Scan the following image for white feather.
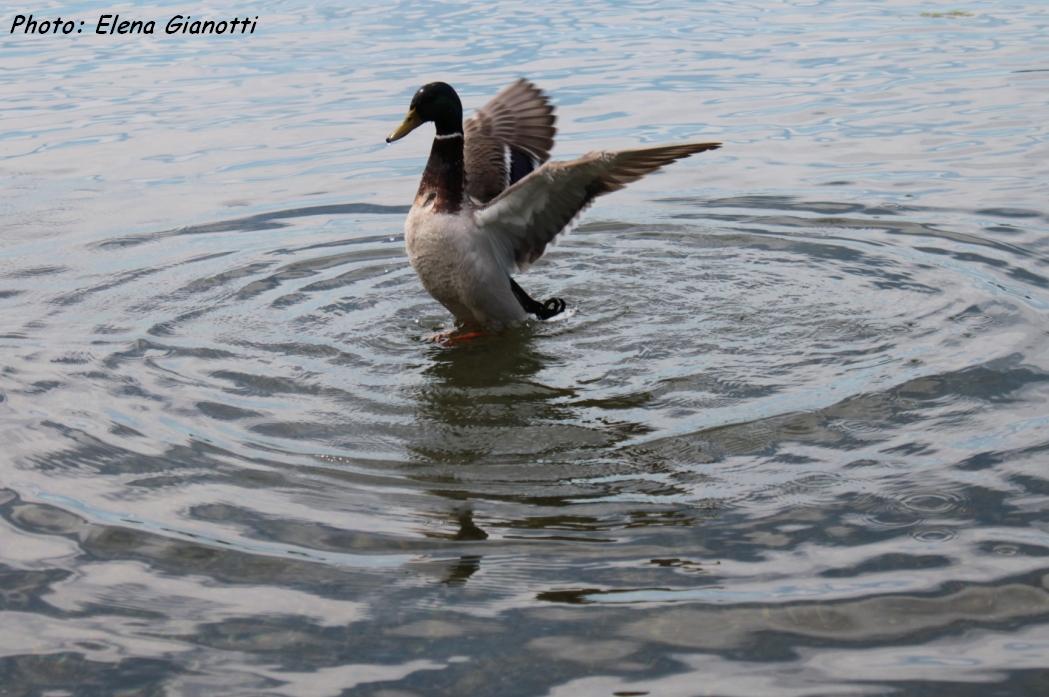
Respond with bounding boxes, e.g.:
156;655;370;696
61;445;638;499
503;144;512;190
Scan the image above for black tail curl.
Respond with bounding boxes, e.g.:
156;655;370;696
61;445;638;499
509;277;566;320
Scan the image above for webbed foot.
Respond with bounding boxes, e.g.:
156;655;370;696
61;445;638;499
426;329;489;346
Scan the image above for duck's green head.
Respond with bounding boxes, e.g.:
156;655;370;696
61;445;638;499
386;82;464;143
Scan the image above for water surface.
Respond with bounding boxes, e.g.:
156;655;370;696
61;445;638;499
3;1;1049;695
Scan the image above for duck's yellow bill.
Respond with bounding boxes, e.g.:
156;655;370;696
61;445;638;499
386;108;422;143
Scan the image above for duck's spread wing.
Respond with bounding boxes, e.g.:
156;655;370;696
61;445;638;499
475;142;722;271
464;79;557;204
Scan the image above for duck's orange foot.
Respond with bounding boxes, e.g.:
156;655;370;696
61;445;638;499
426;329;489;346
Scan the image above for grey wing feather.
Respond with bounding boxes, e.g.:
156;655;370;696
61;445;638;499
475;142;722;271
464;79;557;204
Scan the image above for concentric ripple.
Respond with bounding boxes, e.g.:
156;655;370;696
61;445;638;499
3;1;1049;695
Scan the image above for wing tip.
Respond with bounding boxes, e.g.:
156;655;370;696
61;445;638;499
685;141;722;153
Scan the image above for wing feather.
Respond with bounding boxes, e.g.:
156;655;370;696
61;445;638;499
475;142;722;270
464;79;557;204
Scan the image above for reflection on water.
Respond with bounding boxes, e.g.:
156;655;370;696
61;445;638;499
3;0;1049;695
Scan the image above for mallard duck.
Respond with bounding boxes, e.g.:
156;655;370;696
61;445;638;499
386;79;720;337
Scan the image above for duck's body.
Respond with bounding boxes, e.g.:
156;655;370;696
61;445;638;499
386;79;721;333
405;206;527;327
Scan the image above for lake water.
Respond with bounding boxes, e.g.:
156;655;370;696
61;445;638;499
3;1;1049;695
